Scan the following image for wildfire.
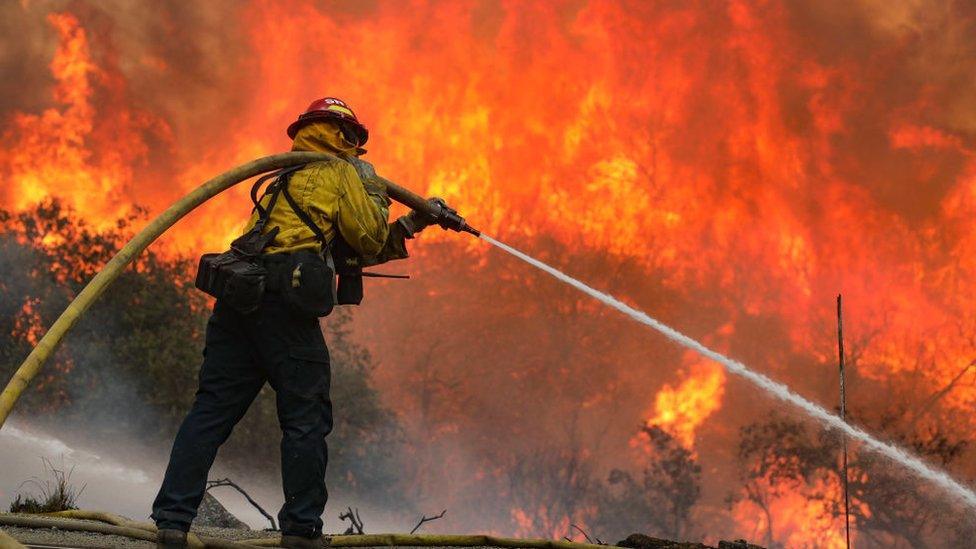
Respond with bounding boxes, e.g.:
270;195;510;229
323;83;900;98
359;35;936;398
642;356;726;449
2;0;975;544
12;299;45;347
0;13;157;228
732;477;852;549
511;507;571;540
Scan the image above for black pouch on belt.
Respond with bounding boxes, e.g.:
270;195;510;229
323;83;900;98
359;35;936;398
279;249;336;318
195;250;268;314
194;167;297;314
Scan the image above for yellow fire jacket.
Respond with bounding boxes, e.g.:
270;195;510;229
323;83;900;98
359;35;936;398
243;120;409;263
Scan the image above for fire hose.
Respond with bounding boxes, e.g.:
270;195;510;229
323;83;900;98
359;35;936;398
0;151;480;429
0;510;611;549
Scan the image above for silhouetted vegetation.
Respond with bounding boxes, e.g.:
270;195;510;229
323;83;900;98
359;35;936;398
592;425;702;543
5;200;975;546
730;406;976;548
9;458;84;513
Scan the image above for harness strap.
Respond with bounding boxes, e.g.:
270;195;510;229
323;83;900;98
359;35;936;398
249;171;278;224
249;165;303;231
279;178;329;250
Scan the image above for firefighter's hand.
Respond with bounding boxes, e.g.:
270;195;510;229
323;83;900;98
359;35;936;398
397;197;448;237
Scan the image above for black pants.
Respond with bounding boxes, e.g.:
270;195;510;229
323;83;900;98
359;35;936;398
151;294;332;537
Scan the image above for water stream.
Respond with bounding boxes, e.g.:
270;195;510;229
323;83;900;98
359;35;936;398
480;233;976;508
0;422;154;516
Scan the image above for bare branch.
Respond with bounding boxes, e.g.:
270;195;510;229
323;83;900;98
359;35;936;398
564;524;607;545
410;509;446;534
339;506;365;535
206;477;277;531
570;524;593;544
914;359;976;420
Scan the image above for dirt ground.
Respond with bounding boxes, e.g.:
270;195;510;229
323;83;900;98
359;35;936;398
0;517;511;549
2;524;506;549
0;514;272;548
3;524;154;548
0;515;762;549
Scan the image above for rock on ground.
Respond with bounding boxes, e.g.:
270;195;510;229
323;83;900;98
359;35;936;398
196;492;251;530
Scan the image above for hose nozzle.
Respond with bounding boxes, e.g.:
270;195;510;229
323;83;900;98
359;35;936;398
435;204;481;237
379;175;481;238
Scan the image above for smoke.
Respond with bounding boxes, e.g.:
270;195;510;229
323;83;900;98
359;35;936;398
480;233;976;507
4;0;976;544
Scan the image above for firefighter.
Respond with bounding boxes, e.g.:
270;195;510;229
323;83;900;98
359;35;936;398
151;98;443;549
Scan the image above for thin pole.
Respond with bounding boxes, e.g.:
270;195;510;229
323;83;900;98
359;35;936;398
838;294;852;549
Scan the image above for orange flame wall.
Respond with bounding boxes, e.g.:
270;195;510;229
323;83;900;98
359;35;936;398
3;0;976;543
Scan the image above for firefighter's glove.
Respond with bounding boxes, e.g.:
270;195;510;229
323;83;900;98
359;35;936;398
397;197;448;237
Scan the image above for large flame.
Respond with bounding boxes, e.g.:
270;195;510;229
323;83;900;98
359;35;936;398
0;13;162;228
2;0;975;543
644;356;726;449
732;478;851;549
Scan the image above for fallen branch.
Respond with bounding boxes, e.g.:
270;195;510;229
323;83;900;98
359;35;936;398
574;525;605;545
569;525;591;544
410;510;446;534
339;507;364;535
207;478;277;531
564;525;605;545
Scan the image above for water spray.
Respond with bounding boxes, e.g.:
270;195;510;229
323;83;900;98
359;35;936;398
477;234;976;509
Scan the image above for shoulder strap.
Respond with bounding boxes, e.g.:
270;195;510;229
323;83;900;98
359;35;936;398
279;172;329;251
249;171;279;222
231;165;306;257
249;165;303;231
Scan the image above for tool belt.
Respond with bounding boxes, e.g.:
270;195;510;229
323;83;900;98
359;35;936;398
194;250;268;314
195;166;337;318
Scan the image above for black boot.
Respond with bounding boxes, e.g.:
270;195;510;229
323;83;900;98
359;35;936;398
280;534;329;548
156;528;188;549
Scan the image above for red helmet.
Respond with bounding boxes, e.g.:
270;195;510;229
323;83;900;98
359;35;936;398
286;97;369;145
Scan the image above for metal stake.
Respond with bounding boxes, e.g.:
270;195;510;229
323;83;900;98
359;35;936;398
838;294;852;549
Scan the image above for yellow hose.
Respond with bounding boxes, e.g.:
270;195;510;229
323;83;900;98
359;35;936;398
43;509;154;530
0;527;26;549
0;514;260;548
5;511;615;549
0;152;336;429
